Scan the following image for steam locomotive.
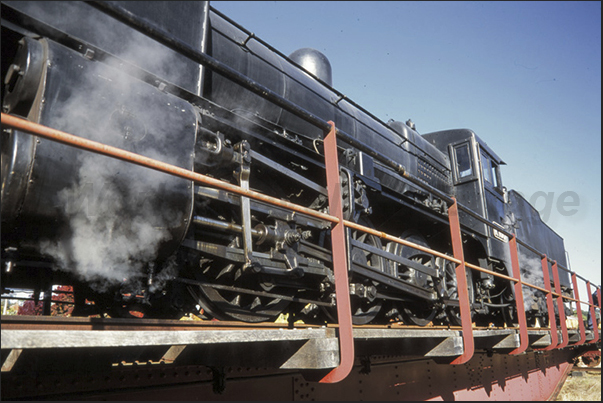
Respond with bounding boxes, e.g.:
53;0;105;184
1;1;573;326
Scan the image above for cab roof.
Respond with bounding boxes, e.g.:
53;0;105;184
421;128;506;166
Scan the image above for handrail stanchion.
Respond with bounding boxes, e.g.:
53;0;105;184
571;273;586;346
508;236;529;355
586;282;599;343
537;255;558;350
598;288;602;341
552;261;569;349
448;198;474;365
319;121;354;383
598;288;602;340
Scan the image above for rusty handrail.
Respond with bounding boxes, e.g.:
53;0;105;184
2;113;599;355
3;112;598;307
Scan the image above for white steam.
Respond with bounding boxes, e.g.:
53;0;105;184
518;251;546;313
40;28;193;292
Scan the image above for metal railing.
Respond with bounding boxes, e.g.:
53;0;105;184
3;113;600;382
1;0;600;383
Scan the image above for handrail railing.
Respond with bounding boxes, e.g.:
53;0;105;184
1;1;600;371
2;113;600;381
84;1;596;306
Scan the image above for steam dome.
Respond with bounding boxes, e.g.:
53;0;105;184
289;48;333;86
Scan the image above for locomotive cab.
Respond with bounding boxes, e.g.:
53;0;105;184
422;128;506;249
422;129;572;292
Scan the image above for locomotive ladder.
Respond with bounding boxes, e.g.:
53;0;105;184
1;113;600;384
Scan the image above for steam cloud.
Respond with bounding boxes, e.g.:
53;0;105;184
518;251;546;313
39;15;193;292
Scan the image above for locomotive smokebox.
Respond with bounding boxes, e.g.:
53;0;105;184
1;35;196;285
289;48;333;87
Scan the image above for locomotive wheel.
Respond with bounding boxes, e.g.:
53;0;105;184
442;259;474;326
188;239;290;323
322;222;385;325
348;226;385;325
386;232;438;326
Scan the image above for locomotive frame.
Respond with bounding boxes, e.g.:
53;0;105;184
1;1;601;385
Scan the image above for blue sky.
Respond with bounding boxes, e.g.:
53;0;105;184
211;1;601;296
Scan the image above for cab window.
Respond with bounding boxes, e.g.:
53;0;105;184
454;143;473;179
481;151;502;190
481;151;493;184
491;161;500;188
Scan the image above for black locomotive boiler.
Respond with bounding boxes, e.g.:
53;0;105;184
1;1;574;326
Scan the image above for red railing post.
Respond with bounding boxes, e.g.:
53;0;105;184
598;288;602;339
508;236;529;355
551;261;569;349
448;198;474;365
571;273;586;346
320;121;354;383
586;282;599;343
537;255;558;350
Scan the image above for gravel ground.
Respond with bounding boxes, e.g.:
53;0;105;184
556;356;601;401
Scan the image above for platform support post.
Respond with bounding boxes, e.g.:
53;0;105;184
447;198;474;365
537;255;558;350
586;282;600;343
571;273;586;346
320;121;354;383
551;261;569;349
508;236;528;355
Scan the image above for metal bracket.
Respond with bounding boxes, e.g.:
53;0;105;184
210;366;226;394
447;198;474;365
551;261;569;348
280;338;339;369
319;121;354;384
536;255;558;350
586;283;600;343
1;349;23;372
570;273;587;346
508;236;529;355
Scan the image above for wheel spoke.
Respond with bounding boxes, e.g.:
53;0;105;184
386;232;438;326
